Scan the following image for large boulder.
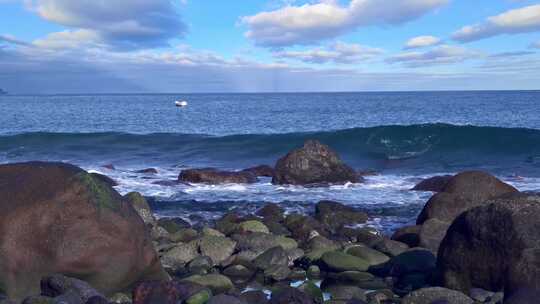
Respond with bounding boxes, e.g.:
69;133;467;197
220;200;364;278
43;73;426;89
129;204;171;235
417;171;517;225
272;140;359;186
0;162;166;300
179;168;257;184
411;175;453;192
437;193;540;300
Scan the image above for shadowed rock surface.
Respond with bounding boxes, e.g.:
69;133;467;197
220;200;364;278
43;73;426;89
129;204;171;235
179;168;258;184
438;193;540;300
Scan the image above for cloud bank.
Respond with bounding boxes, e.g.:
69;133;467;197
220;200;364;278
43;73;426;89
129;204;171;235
242;0;448;47
273;42;383;64
453;4;540;42
25;0;187;49
387;45;481;67
404;35;441;49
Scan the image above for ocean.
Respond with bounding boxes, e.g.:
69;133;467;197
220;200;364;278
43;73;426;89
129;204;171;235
2;91;540;233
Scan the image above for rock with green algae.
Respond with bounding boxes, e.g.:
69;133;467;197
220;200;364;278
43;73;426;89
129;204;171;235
320;251;370;272
185;289;212;304
182;274;234;294
236;220;270;234
298;281;324;304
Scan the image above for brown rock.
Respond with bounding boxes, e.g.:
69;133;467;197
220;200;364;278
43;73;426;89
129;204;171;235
0;162;166;300
179;168;257;184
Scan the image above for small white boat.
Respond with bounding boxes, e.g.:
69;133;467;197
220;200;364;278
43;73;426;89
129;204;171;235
175;100;188;107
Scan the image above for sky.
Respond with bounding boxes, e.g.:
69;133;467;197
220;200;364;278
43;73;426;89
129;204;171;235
1;0;540;93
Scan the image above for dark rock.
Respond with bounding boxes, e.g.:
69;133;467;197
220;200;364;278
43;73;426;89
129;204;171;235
272;140;359;186
284;214;327;243
207;294;246;304
102;164;115;170
41;274;104;303
264;264;291;281
242;165;275;177
383;248;436;278
256;203;285;221
21;296;54;304
198;235;237;265
158;217;191;233
411;175;453;192
373;239;409;257
321;283;366;302
53;289;84;304
344;245;390;268
179;168;257;184
132;280;208;304
504;288;540;304
151;180;180;186
269;287;314;304
239;290;268;304
438;193;540;300
135;168;158;174
0;162;166;300
417;171;518;225
391;225;421;248
85;296;109;304
315;201;368;233
401;287;473;304
223;265;254;279
90;173;118;187
253;247;289;270
418;219;450;254
339;227;383;246
298;281;323;304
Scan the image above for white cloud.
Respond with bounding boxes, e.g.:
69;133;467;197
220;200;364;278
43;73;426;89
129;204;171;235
531;41;540;49
273;41;383;64
453;4;540;42
387;45;482;67
242;0;449;47
24;0;187;49
404;35;441;49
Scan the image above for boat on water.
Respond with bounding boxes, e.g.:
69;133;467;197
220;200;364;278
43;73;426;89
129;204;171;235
175;100;188;107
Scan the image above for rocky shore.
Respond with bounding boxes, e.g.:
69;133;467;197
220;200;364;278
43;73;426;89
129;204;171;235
0;140;538;304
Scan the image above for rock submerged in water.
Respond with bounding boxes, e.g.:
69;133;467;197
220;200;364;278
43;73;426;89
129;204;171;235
272;140;360;186
0;161;166;300
438;193;540;301
179;168;258;184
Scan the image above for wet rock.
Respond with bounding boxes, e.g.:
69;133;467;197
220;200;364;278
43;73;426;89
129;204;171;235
187;256;213;275
0;162;166;300
90;172;118;187
242;165;275;177
284;214;327;244
320;251;370;272
179;168;257;184
322;284;366;302
391;225;421;248
307;265;321;279
21;296;55;304
134;168;158;174
338;227;383;246
185;289;212;304
272;140;359;186
158;217;191;233
411;175;453;192
438;193;540;300
256;203;285;221
132;280;209;304
269;287;314;304
315;201;368;233
401;287;473;304
182;274;234;294
108;293;131;304
417;171;517;225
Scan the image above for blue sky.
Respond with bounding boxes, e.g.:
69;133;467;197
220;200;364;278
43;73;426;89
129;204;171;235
1;0;540;93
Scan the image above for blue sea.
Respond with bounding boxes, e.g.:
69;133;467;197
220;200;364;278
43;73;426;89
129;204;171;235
2;91;540;232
